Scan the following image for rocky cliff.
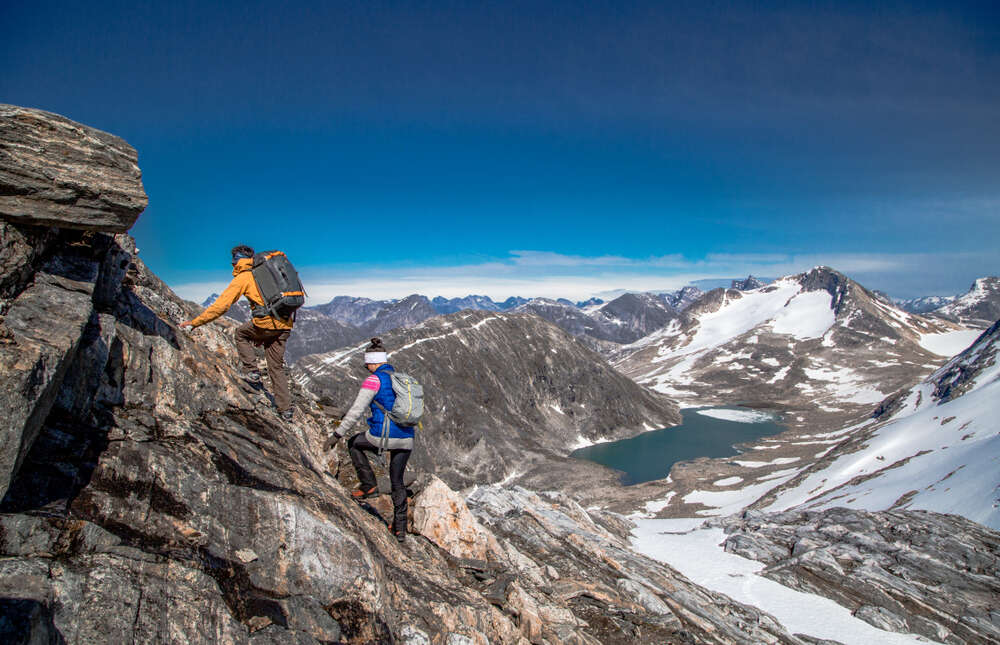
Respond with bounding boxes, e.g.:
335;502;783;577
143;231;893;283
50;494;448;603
1;105;835;644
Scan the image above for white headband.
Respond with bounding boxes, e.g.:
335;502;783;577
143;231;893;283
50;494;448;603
364;351;388;364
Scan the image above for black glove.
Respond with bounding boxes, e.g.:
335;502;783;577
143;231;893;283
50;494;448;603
323;434;341;452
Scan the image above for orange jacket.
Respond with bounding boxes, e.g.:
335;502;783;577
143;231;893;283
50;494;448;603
189;258;294;330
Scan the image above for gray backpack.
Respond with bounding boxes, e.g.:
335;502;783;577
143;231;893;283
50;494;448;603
249;251;306;320
373;371;424;427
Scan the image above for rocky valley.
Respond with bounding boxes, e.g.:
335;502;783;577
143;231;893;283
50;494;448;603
2;104;998;645
293;309;680;492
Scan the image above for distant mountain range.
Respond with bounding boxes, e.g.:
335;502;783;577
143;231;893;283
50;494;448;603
895;295;956;314
199;283;716;361
895;276;1000;327
198;273;999;367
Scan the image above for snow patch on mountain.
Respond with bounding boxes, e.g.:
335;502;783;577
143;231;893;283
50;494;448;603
630;520;931;645
918;328;984;356
768;289;836;339
635;278;803;357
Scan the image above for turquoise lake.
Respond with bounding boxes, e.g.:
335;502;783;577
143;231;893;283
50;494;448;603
570;407;786;485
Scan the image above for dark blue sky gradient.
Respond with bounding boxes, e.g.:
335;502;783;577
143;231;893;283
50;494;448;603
2;1;998;298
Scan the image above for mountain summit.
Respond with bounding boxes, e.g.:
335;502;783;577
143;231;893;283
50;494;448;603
616;266;970;415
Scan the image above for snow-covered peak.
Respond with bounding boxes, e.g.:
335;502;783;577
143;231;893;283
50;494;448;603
731;275;768;291
896;295;956;314
934;276;1000;327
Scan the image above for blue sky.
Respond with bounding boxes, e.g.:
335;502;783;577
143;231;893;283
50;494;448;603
3;1;998;301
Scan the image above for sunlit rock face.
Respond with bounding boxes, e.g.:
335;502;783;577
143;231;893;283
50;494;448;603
0;104;147;232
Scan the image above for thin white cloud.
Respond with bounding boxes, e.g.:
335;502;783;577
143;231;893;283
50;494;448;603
170;249;989;304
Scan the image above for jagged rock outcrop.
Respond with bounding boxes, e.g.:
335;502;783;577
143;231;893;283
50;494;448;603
0;105;147;232
411;475;503;562
716;508;1000;644
731;275;767;291
0;107;533;644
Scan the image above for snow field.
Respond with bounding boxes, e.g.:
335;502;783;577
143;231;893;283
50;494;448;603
918;328;984;357
630;520;934;645
765;342;1000;529
768;289;837;339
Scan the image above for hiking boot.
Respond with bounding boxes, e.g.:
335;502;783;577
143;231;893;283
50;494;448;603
241;369;261;384
391;524;406;544
280;409;294;422
351;486;378;500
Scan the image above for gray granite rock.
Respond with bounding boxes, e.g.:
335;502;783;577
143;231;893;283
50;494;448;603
0;105;147;232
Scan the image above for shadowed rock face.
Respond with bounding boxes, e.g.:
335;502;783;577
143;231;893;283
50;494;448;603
0;105;147;232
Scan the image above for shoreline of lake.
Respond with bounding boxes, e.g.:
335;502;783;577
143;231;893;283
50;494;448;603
570;406;787;486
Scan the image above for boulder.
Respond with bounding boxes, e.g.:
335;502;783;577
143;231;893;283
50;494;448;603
0;105;147;232
411;475;503;562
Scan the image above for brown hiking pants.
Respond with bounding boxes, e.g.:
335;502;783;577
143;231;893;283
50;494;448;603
235;320;291;412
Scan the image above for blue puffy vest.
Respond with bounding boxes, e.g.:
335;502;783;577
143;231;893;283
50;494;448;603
367;365;416;439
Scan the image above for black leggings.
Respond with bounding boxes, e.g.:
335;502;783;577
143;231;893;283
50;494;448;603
347;433;411;530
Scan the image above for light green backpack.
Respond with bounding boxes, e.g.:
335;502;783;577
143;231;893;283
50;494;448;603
373;371;424;427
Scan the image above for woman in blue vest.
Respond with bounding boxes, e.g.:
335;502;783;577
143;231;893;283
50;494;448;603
324;338;414;543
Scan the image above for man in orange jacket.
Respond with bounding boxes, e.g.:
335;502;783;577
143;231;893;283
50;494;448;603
181;245;295;421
